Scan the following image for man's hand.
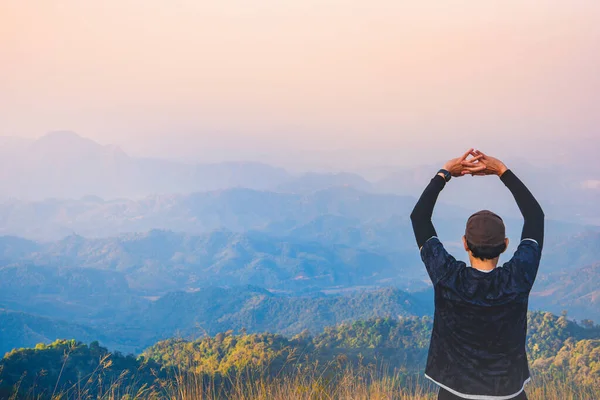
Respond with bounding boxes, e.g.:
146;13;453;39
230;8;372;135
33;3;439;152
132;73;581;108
461;150;508;177
442;148;485;177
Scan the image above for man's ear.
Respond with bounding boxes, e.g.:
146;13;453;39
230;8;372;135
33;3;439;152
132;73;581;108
462;236;469;252
502;237;510;253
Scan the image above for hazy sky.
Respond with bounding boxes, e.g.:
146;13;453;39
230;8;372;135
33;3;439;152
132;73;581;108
1;0;599;168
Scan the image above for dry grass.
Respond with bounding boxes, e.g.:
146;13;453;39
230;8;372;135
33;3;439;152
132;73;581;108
157;369;597;400
12;357;599;399
19;373;599;400
150;351;599;400
158;367;435;400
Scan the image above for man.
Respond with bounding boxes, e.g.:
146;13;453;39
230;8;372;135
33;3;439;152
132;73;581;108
410;149;544;400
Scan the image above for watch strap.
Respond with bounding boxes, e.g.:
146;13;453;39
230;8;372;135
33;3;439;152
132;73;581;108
437;169;451;182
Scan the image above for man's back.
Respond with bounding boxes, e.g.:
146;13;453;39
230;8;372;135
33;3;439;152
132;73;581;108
409;150;544;400
422;238;541;398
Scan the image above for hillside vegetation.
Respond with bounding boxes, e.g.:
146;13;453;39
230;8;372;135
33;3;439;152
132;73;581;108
1;312;598;399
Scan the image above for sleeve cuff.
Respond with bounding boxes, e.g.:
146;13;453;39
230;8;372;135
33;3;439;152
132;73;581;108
521;238;539;245
432;174;447;188
499;169;515;184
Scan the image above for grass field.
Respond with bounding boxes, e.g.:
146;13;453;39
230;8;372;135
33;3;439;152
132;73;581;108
36;367;597;400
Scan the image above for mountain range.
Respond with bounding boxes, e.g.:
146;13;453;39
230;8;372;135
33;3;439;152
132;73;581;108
0;230;425;303
2;222;598;298
0;185;422;241
1;132;599;226
0;227;599;354
1;131;600;368
0;286;433;355
0;181;596;245
531;261;600;322
0;131;376;201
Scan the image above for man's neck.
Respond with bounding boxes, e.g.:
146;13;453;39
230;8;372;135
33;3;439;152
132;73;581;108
469;256;499;272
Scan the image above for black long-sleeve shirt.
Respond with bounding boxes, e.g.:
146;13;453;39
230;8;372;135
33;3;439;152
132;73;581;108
410;170;545;250
409;170;545;399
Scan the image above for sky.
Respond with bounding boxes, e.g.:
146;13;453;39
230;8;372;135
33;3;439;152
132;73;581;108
1;0;599;169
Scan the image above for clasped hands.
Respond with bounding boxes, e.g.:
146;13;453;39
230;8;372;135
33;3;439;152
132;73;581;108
442;149;508;178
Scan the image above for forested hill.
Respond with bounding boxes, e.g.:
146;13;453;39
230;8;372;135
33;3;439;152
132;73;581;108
125;286;433;340
143;311;600;381
1;312;598;399
3;280;600;356
1;287;433;355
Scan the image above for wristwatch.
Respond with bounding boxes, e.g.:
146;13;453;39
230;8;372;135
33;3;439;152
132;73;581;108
437;169;452;182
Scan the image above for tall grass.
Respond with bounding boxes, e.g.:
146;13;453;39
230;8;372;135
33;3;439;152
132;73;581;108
159;367;597;400
37;366;597;400
8;352;598;399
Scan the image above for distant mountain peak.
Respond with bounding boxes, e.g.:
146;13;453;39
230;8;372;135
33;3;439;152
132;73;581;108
43;130;83;139
30;131;129;160
38;130;97;145
32;130;101;150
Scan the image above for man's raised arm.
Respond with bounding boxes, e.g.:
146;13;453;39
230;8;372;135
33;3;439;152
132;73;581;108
411;149;484;249
410;173;445;249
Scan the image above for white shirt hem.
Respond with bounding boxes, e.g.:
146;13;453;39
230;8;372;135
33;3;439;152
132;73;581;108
424;374;530;400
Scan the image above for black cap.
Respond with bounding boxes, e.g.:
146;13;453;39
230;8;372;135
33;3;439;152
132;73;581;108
465;210;506;247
